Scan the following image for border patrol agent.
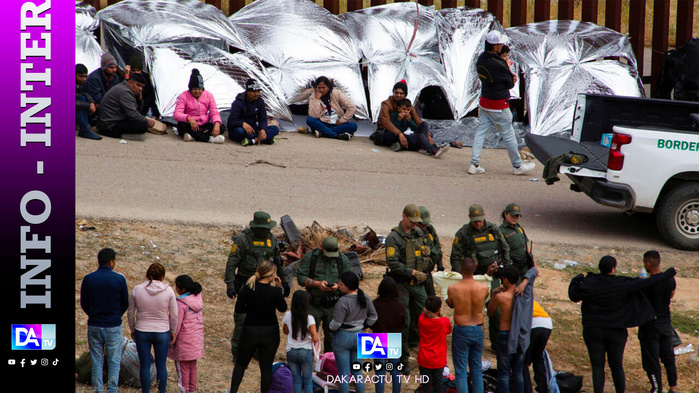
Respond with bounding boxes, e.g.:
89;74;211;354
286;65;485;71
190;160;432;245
450;204;510;350
297;236;352;353
499;203;531;281
224;211;290;359
385;204;431;368
416;206;445;297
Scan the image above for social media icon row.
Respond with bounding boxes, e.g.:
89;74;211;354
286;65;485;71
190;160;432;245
8;358;58;367
351;360;406;373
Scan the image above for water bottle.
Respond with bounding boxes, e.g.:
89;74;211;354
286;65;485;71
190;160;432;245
640;267;647;279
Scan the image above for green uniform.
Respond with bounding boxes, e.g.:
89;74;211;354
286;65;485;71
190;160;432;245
449;220;510;350
385;223;430;363
422;224;443;296
296;248;352;353
500;221;530;280
449;220;511;273
224;228;289;357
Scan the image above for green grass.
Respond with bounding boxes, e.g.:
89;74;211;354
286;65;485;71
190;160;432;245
672;310;699;337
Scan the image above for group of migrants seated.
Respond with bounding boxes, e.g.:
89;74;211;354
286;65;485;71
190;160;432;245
75;53;160;141
76;54;448;156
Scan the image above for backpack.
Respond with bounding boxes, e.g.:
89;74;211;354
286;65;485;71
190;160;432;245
75;337;156;388
269;362;294;393
343;251;364;280
555;372;583;393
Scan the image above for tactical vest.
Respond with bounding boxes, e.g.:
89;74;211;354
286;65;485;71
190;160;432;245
243;228;277;268
391;226;428;272
309;248;344;280
501;223;527;258
467;224;500;267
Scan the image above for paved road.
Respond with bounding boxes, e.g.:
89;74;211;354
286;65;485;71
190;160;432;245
76;130;668;250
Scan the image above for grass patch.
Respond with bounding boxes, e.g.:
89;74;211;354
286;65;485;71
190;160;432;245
672;310;699;337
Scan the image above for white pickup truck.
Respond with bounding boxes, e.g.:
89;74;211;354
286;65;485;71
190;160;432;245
526;94;699;250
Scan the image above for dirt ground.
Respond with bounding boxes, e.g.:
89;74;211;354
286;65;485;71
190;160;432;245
74;218;699;393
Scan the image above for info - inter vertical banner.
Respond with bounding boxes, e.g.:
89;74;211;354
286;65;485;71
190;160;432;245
2;0;74;389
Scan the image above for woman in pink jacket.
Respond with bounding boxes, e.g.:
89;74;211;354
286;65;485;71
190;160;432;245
128;263;178;393
169;275;204;393
173;68;226;143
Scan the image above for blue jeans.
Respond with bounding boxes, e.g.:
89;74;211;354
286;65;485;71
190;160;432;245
287;348;314;393
306;117;358;138
452;325;484;393
496;330;524;393
374;358;401;393
134;330;170;393
77;95;91;133
471;107;522;168
229;125;279;144
87;325;123;393
333;329;364;393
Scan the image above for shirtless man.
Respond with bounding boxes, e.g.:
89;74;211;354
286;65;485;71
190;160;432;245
447;257;489;393
488;265;524;393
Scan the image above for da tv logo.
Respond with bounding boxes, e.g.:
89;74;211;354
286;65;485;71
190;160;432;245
11;324;56;350
357;333;401;359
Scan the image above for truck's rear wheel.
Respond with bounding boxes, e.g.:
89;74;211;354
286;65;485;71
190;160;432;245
656;182;699;251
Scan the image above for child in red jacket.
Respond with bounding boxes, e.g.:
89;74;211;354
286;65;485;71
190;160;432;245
417;296;452;393
169;275;204;393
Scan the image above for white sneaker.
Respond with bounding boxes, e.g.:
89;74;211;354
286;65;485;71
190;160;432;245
468;164;485;174
183;133;194;142
212;135;225;144
513;162;536;175
314;130;321;138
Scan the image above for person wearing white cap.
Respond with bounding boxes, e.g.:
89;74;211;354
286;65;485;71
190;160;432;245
469;31;535;176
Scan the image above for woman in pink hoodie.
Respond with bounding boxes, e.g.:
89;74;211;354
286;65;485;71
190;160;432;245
169;275;204;393
128;263;178;393
173;68;226;144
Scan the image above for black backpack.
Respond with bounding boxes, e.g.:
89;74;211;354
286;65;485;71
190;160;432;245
556;371;584;393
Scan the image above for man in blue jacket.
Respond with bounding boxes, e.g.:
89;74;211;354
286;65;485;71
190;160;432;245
80;248;129;393
227;79;279;145
85;53;121;107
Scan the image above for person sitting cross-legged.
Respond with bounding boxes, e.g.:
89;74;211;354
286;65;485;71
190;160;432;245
305;76;358;141
173;68;225;144
227;79;279;146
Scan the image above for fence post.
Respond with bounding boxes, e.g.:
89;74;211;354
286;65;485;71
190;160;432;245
581;0;598;24
534;0;550;22
628;0;646;78
510;0;527;27
488;0;504;23
675;0;694;47
324;0;340;14
604;0;622;32
441;0;458;8
229;0;246;14
651;0;670;96
558;0;574;20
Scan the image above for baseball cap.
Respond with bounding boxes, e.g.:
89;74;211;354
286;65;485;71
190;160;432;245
403;204;423;223
485;30;508;45
505;203;522;217
322;236;340;257
418;206;432;225
469;204;485;222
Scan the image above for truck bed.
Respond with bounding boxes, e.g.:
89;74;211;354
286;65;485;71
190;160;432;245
526;134;609;172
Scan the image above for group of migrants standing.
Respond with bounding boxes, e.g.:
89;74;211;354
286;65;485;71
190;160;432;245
75;31;538;175
80;203;680;393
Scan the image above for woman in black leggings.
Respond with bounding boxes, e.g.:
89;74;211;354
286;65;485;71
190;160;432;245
229;261;287;393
